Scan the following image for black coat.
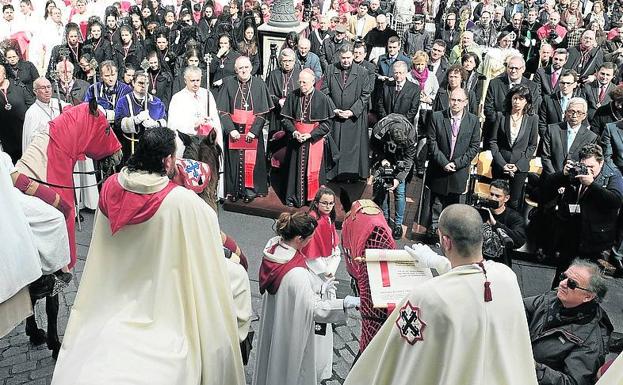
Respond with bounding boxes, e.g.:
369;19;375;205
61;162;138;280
583;80;615;123
532;66;561;96
484;74;541;128
429;56;449;85
538;92;567;135
540;122;598;175
53;78;90;106
426;109;481;195
9;60;39;94
377;79;421;124
432;87;479;116
112;40;145;75
600;120;623;171
488;112;538;173
592;102;621;136
525;292;613;385
564;46;604;79
83;38;114;66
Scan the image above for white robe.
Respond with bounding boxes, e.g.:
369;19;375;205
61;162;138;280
0;151;69;337
169;87;224;199
39;20;65;74
344;260;539;385
596;353;623;385
252;237;346;385
51;172;246;385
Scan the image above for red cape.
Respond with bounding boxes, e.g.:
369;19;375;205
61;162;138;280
259;242;307;295
99;174;177;234
301;212;338;260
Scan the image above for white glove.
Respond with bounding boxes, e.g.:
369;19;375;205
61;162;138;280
405;244;451;274
320;277;336;295
120;117;138;134
134;110;150;124
105;109;115;123
343;295;360;309
142;118;159;128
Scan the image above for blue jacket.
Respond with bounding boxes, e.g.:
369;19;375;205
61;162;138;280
297;52;323;80
376;53;412;78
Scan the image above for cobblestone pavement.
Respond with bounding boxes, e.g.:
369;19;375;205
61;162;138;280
2;210;623;385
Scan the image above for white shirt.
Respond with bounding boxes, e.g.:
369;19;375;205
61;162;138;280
22;98;61;152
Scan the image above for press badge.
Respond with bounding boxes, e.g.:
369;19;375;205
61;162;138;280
569;204;581;214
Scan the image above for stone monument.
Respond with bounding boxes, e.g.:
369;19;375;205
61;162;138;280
257;0;308;78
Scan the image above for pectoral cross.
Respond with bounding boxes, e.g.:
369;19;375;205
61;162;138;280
243;102;249;109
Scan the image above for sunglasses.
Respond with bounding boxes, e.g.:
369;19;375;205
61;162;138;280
559;272;592;292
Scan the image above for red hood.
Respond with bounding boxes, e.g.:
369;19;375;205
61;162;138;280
301;212;338;259
99;170;176;234
259;237;307;295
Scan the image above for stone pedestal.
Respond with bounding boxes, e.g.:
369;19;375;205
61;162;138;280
258;22;308;78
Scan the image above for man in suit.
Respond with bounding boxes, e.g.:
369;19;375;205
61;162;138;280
532;48;568;96
428;39;449;85
538;69;581;136
426;88;481;231
484;55;541;136
53;60;90;106
377;61;420;123
564;30;604;84
347;1;376;40
375;36;411;81
594;85;623;136
540;97;598;176
583;62;616;124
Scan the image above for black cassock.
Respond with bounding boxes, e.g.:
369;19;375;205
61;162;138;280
266;67;301;138
321;62;372;180
217;76;273;198
0;81;35;163
281;89;335;207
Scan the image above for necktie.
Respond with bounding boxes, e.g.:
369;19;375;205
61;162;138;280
561;96;568;113
567;129;576;152
449;118;460;158
396;83;402;93
551;71;558;88
599;85;607;103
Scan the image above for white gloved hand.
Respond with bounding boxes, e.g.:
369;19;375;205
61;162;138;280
343;295;360;309
142;118;159;128
105;109;115;123
320;277;336;294
134;110;150;124
120;117;138;134
405;244;451;274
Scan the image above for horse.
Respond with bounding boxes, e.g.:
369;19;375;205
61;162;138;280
15;99;122;359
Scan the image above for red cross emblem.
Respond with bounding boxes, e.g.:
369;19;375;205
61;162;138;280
395;301;426;345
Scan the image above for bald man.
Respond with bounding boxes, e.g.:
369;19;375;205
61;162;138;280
426;88;481;232
22;77;62;152
297;38;323;80
279;69;335;207
565;30;604;83
217;56;274;203
344;204;538;385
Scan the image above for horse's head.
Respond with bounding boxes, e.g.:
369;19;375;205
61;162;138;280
66;100;122;162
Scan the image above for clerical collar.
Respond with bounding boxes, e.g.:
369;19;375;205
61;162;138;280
238;77;251;84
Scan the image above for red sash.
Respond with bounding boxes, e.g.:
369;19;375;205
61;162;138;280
229;109;257;188
295;121;323;199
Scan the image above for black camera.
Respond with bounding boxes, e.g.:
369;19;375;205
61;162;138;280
548;30;559;41
470;194;500;221
374;161;406;189
568;161;589;179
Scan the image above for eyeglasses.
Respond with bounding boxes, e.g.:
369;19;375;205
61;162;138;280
318;201;335;206
507;66;523;71
559;272;592;292
36;85;52;90
566;110;586;116
559;81;575;85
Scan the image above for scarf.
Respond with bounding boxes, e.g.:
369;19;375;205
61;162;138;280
411;67;429;89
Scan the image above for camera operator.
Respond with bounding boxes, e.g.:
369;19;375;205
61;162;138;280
481;179;527;251
370;113;416;239
542;143;623;288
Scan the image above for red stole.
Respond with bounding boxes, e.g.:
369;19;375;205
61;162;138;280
295;121;323;200
302;213;337;260
99;174;177;234
259;243;307;295
229;109;258;188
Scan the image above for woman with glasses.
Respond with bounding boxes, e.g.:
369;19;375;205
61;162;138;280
487;85;538;209
254;211;359;385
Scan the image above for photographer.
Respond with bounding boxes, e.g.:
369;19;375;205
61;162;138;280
536;12;567;48
483;179;527;250
370;113;416;239
542;143;623;287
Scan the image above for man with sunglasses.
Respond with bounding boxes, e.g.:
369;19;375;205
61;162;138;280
524;259;613;385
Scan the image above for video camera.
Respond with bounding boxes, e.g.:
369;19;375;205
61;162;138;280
374;160;406;189
470;194;500;221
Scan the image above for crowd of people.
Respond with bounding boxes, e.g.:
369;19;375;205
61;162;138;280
1;0;623;383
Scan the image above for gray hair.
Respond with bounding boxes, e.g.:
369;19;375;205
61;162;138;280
568;97;588;112
392;60;408;72
279;48;296;61
183;65;202;79
99;60;117;73
571;258;608;300
438;204;483;258
508;55;525;67
33;76;50;90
